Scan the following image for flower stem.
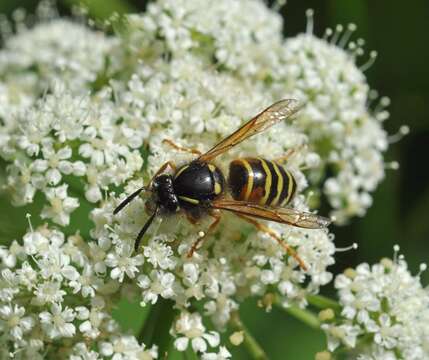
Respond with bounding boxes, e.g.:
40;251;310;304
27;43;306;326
307;294;341;311
282;305;321;330
138;298;176;357
183;347;200;360
230;312;268;360
274;296;321;330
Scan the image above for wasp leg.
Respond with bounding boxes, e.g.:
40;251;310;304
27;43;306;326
185;212;199;225
149;161;176;186
187;211;221;258
274;144;307;164
274;149;295;164
162;139;202;156
234;213;307;271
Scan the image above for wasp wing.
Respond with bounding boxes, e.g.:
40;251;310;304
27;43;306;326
211;199;331;229
198;99;301;162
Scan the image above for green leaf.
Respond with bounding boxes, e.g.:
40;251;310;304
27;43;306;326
61;0;137;20
112;298;149;335
138;298;177;357
230;312;268;360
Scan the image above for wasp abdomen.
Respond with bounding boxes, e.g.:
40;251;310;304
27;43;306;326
228;158;296;207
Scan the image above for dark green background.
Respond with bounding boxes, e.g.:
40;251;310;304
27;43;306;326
1;1;428;359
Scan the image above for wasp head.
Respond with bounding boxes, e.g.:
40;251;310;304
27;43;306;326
149;174;179;214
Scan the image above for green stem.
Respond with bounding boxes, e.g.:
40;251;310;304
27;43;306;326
274;295;321;330
230;312;268;360
183;347;200;360
282;305;321;330
307;294;341;311
138;298;176;357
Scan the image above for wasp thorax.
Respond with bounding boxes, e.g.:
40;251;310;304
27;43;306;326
152;174;179;213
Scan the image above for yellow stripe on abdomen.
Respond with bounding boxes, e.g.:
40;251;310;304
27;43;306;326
258;158;272;205
283;169;295;205
238;159;254;201
272;162;284;206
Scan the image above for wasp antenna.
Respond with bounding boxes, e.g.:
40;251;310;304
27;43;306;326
134;207;159;251
113;186;147;215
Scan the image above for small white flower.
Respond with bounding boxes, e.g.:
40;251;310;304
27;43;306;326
0;241;23;268
99;335;154;359
0;304;34;340
76;306;105;339
69;264;102;298
89;238;111;275
173;312;221;353
16;261;38;289
38;251;79;282
321;323;361;352
31;144;73;185
70;342;101;360
143;237;176;270
23;230;49;255
105;244;144;282
5;159;37;205
201;346;232;360
39;303;76;339
183;263;199;286
34;281;66;305
372;314;401;349
137;270;175;305
41;184;79;226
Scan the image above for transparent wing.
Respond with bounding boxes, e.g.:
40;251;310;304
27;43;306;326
211;199;331;229
198;99;301;162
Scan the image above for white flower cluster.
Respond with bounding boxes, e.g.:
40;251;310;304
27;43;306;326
272;21;390;223
1;83;143;216
0;0;397;358
0;17;118;96
0;225;157;359
126;0;283;78
321;248;429;359
172;311;231;359
105;8;336;331
127;0;392;223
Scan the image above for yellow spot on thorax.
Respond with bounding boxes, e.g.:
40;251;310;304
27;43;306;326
178;196;199;204
214;182;222;195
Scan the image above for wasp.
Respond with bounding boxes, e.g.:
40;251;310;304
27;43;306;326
114;99;330;270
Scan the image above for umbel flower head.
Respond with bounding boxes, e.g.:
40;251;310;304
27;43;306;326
320;247;429;360
272;12;391;224
0;0;401;358
0;225;158;359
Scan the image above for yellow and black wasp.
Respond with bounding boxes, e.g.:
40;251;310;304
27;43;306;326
114;99;331;270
